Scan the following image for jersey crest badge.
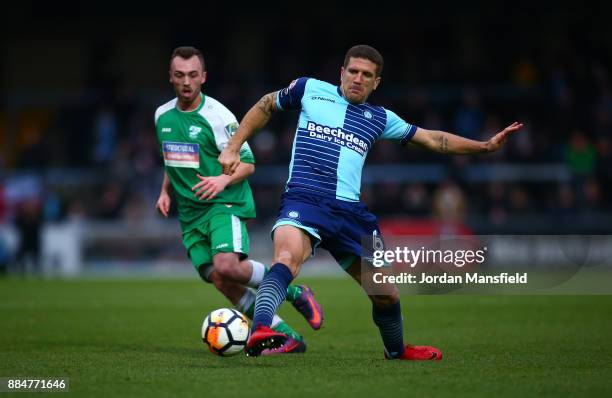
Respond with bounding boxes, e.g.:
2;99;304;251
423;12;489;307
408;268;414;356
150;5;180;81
363;110;373;120
188;126;202;139
225;122;239;136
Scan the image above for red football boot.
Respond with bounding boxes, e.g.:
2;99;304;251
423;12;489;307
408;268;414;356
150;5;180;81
385;344;443;360
245;325;287;357
261;337;307;355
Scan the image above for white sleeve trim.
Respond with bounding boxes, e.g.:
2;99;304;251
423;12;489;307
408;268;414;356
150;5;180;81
154;98;177;125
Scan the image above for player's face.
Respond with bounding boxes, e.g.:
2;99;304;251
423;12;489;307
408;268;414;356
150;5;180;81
169;56;206;105
340;57;381;104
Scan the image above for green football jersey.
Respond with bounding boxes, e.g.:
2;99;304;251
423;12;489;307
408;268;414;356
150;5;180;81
154;93;256;231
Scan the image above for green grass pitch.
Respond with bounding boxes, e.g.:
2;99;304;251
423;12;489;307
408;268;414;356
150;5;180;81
1;277;611;397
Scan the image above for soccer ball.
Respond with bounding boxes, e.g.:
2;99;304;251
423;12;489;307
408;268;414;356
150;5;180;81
202;308;250;356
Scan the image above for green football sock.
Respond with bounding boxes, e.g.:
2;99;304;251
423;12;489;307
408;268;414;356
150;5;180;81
242;285;299;313
286;285;302;303
244;301;255;319
272;321;303;341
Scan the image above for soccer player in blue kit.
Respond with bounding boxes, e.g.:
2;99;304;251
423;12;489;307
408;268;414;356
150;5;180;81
219;45;522;359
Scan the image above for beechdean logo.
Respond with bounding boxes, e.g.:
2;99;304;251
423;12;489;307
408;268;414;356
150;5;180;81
288;211;300;219
363;110;373;120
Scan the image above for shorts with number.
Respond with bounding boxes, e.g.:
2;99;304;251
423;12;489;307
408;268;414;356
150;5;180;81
182;213;250;269
272;189;381;270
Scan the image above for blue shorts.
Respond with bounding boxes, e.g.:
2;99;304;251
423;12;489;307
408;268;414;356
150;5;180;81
272;189;382;270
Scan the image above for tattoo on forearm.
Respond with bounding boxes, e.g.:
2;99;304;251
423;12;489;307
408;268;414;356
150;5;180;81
438;135;449;153
256;94;275;116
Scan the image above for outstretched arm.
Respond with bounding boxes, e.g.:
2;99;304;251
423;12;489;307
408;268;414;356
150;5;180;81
409;122;523;154
219;92;279;175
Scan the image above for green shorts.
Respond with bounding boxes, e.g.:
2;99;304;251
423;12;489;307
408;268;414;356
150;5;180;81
182;213;250;269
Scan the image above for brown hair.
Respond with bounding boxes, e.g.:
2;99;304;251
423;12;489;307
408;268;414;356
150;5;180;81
170;46;206;71
343;45;384;76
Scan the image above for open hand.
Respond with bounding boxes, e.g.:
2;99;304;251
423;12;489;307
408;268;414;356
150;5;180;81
485;122;523;152
155;191;171;217
192;174;230;200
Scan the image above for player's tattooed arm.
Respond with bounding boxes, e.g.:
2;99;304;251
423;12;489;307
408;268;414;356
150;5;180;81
255;92;278;117
437;135;449;153
410;124;522;154
220;92;279;175
410;128;487;154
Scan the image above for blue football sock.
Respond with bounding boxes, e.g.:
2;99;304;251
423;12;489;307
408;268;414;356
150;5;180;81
372;301;405;358
251;263;294;331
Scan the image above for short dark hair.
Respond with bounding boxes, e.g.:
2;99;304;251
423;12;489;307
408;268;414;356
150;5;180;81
170;46;206;71
343;45;384;76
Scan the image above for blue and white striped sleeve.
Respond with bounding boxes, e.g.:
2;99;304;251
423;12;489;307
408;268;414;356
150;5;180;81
276;77;309;110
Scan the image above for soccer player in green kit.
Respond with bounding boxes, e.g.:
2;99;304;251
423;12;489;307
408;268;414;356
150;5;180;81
154;46;323;354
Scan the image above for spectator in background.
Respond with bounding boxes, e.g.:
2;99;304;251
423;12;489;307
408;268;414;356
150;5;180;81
92;106;118;166
565;130;597;206
509;120;535;161
595;136;612;179
97;182;126;219
0;179;6;223
583;177;603;213
554;184;576;220
0;238;8;275
401;182;430;217
432;180;467;225
486;182;507;225
508;185;531;216
251;129;278;164
13;198;43;274
454;88;484;140
566;130;597;176
0;177;7;275
512;56;539;88
16;128;47;170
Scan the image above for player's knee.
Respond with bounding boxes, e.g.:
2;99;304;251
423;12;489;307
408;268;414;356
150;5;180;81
202;268;232;294
210;273;232;294
273;250;302;274
370;292;400;308
212;253;240;279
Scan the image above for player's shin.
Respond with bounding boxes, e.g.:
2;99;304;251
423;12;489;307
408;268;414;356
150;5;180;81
236;288;256;317
251;263;294;331
236;288;302;341
245;259;302;302
372;300;405;359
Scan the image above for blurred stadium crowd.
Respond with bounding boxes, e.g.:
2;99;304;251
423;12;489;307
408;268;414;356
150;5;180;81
0;4;611;271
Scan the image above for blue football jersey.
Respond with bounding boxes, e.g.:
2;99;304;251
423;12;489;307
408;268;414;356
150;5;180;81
276;77;417;202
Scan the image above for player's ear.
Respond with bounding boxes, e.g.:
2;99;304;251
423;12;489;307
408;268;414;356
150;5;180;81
168;70;172;84
373;76;381;91
201;71;207;84
340;66;345;82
